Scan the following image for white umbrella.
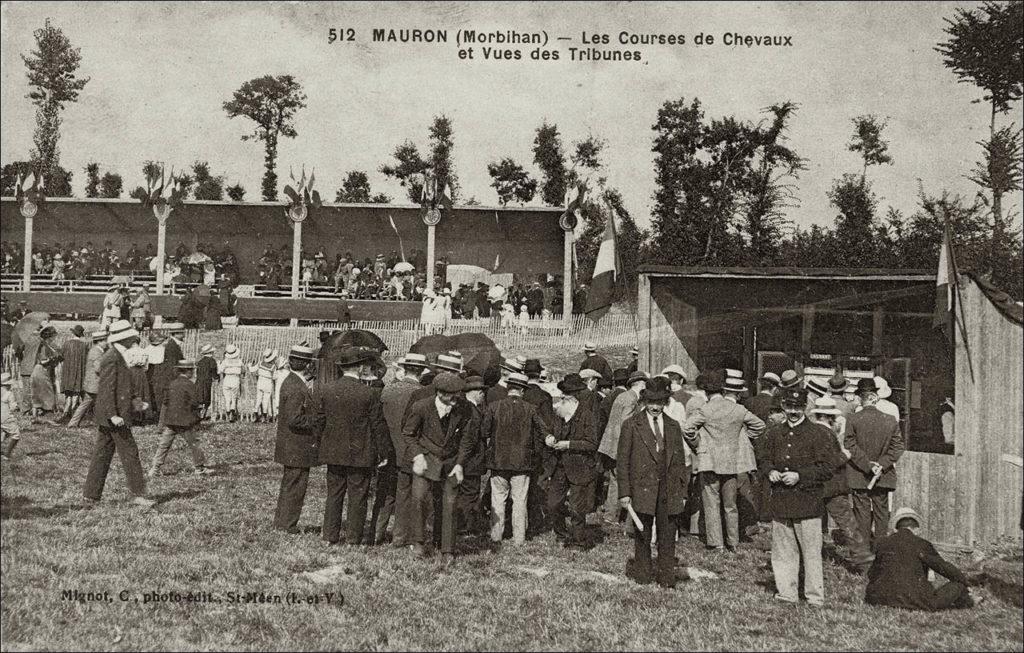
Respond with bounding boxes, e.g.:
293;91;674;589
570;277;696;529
393;261;415;273
488;284;506;301
147;257;159;272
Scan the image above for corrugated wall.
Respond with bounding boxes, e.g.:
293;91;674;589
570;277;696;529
955;277;1023;545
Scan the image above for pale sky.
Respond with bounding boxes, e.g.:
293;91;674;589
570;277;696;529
1;1;1021;233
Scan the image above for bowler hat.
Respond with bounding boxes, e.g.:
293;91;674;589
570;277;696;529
627;371;649;386
557;374;587;395
855;378;878;395
523;358;544;377
71;325;85;337
433;372;465;393
612;368;629;384
463;375;486;392
827;373;849;392
780;387;808;407
336;347;375;368
640;377;672;403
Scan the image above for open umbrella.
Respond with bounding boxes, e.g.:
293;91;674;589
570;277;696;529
393;261;415;274
409;334;452;356
409;332;501;375
324;329;388;353
316;345;386;384
185;252;213;265
487;284;506;301
148;256;159;272
12;311;50;351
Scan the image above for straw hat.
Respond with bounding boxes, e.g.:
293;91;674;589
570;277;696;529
874;376;893;399
760;372;782;387
579;369;603;381
583;342;597;352
91;330;108;342
812;396;842;416
200;344;215;356
262;349;277;364
506;372;530;389
398;353;429;369
224;344;240;358
661;364;687;381
288;344;315;360
107;319;139;344
779;370;802;389
435;352;464;373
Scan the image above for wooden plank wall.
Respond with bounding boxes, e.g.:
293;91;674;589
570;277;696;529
892;451;961;546
955;278;1023;545
642;277;700;379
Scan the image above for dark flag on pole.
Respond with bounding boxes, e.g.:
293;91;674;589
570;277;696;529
584;202;621;321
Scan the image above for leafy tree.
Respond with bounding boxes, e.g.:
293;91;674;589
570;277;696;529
428;115;459;200
968;124;1023;241
335;170;373;203
129;186;148;201
937;1;1023;241
1;162;35;196
226;183;246;202
369;192;392;203
84;162;100;198
532;121;568;206
99;172;122;198
486;158;537;205
21;19;89;190
191;161;224;200
223;75;307;201
380;140;429;202
142;160;162;183
176;173;194;198
1;160;71;197
829;173;883;264
848;115;893;183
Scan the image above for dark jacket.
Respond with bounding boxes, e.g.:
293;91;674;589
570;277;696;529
380;377;421;471
314;375;391;467
95;347;136;428
523;382;556;430
759;417;835;520
150;338;184;408
486;384;508;405
744;392;776;423
275;371;321;468
195;356;218;405
844;405;905;491
462;400;487;476
402;396;476;476
865;528;969;611
551;403;603;484
616;411;693;516
820;427;851;499
579;354;613;381
162;375;200;428
482;395;550;473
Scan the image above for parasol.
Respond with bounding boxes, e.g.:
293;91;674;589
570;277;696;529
148;257;159;272
409;334;452;356
12;311;50;351
409;332;501;376
324;329;388;353
184;252;214;265
393;261;415;274
487;284;506;301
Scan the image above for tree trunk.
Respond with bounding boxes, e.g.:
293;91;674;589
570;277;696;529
990;101;1004;259
262;131;279;201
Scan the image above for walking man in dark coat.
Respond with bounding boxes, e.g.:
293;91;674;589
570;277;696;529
759;386;836;606
617;377;696;588
313;347;392;546
370;353;430;546
148;360;212;477
272;345;320;533
403;372;476;560
195;345;218;419
865;507;981;611
545;375;602;546
845;378;905;554
522;358;556;536
82;320;155;508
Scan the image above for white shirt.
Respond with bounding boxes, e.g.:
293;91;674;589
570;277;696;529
434;396;452;419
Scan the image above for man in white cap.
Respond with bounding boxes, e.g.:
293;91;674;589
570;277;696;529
67;330;109;428
865;507;981;610
579;342;612;382
218;345;244;422
272;344;321;533
82;319;155;508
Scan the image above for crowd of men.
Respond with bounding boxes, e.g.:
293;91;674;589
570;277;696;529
1;326;985;613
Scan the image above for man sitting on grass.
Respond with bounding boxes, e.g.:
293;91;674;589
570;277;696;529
865;507;983;611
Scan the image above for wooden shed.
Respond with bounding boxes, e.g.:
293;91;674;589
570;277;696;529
637;266;1022;548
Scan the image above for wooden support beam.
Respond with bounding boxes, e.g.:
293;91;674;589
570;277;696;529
872;305;885;355
801;306;815;351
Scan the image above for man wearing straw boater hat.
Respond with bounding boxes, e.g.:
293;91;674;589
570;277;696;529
315;347;392;546
149;360;213;478
759;385;835;605
272;344;320;534
218;344;244;422
618;376;697;588
626;347;640;375
67;330;109;428
370;352;431;546
82;319;156;509
579;342;612;382
195;344;218;420
844;377;905;555
250;348;278;423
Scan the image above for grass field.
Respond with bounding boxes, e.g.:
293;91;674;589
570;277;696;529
2;416;1022;651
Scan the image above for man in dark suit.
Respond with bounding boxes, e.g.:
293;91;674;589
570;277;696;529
403;372;476;560
744;372;780;423
526;281;545;318
617;377;697;588
459;375;489;536
845;377;905;556
272;345;320;533
370;353;430;546
545;375;602;546
148;360;212;478
150;326;185;423
865;507;981;611
82;320;155;508
313;347;392;546
579;342;612;382
626;348;639;376
522;358;556;536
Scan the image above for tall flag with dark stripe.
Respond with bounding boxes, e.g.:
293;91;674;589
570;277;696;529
933;219;974;381
584;204;620;320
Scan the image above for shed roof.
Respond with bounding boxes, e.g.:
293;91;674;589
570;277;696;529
638;265;934;281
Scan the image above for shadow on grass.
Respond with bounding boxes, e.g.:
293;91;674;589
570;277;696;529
150;488;206;504
0;495;82;521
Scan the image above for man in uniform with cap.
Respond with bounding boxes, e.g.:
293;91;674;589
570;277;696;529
149;360;213;478
82;320;155;508
579;342;612;382
314;347;392;546
272;344;321;533
546;374;602;546
864;507;981;611
598;371;648;523
759;386;836;605
618;377;697;588
845;377;905;554
371;353;430;546
67;330;109;428
482;372;551;547
683;370;766;552
403;372;476;559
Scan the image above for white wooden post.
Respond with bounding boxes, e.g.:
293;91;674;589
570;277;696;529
287;203;308;328
21;212;33;292
563;228;573;326
424;207;440;292
153;205;171;295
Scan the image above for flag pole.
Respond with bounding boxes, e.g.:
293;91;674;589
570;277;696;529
946;217;974;383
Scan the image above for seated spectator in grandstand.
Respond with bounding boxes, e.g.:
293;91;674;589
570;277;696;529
174;241;189;261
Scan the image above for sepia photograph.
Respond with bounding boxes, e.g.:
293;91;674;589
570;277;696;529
0;1;1022;650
